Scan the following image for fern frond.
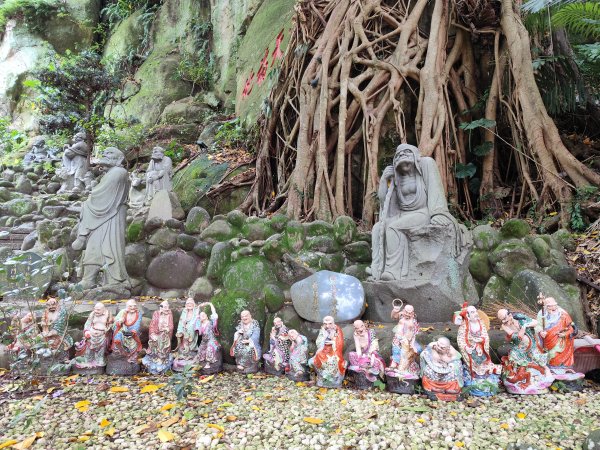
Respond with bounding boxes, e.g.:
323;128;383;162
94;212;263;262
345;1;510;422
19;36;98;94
552;2;600;39
522;0;579;14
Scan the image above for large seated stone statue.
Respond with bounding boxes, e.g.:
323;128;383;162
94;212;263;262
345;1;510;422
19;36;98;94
58;131;90;194
72;147;130;294
145;146;173;204
363;144;476;323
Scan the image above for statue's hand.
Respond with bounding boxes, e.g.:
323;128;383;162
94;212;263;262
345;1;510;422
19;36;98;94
431;215;453;226
72;237;86;251
381;165;395;182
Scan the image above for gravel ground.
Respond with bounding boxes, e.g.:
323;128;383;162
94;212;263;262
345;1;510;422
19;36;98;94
0;373;598;450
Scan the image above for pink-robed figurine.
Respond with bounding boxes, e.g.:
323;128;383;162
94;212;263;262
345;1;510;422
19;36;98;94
142;300;174;375
348;320;386;388
73;303;113;375
196;302;222;375
173;298;200;372
536;295;584;389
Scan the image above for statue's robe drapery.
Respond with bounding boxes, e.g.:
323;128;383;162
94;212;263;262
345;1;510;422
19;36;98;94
146;156;173;201
537;308;575;368
288;335;309;375
232;319;262;367
42;304;73;351
78;166;129;285
74;312;111;368
264;324;291;370
309;325;347;384
147;311;174;357
111;309;142;357
457;318;500;377
59;141;89;192
349;329;386;381
196;313;221;365
420;344;463;394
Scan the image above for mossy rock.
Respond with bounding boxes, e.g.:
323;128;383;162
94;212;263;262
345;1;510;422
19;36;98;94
126;220;145;243
184;207;211;234
552;228;576;251
227;210;247;228
305;235;339;254
125;243;148;278
343;241;371;263
538;234;563;253
500;219;531;239
481;275;510;308
549;249;569;267
200;219;235;242
544;265;577;285
193;241;213;258
530;237;552;267
177;233;198;251
472;224;500;251
242;218;274;241
223;256;276;295
188;276;213;301
264;283;285;313
284;220;305;253
211;289;266;362
297;251;323;270
333;216;357;245
206;241;234;281
260;235;285;262
0;187;13;202
3;198;36;216
173;155;228;211
269;214;289;232
469;249;491;283
148;228;178;250
488;239;538;280
344;264;370;280
304;220;334;237
320;253;344;272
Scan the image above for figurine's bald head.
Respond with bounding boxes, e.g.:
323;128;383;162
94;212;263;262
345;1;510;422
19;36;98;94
323;315;336;331
393;144;420;172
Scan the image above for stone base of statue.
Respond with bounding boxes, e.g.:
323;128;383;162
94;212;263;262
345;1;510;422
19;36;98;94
199;352;223;375
106;353;140;376
385;371;419;394
423;386;463;402
363;226;477;323
463;372;501;397
346;368;375;390
73;365;105;376
37;350;71;376
142;353;173;375
236;360;260;374
172;357;197;372
551;369;585;392
76;284;132;302
286;367;310;382
264;359;286;376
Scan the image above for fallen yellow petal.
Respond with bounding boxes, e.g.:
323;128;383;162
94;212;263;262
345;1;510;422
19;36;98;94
500;423;509;429
516;412;527;420
157;429;175;443
199;375;214;384
207;424;225;433
109;386;129;393
455;442;465;448
77;436;90;443
104;428;116;437
0;440;18;449
303;417;324;425
99;418;111;428
140;384;161;394
160;403;176;411
75;400;91;408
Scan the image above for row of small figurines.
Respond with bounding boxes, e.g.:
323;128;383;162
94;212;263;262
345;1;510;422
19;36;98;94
6;296;586;398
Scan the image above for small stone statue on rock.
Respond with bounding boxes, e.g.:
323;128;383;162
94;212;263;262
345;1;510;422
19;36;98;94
173;298;200;372
497;309;553;394
230;310;262;374
58;131;90;194
263;317;291;375
128;170;147;209
309;316;347;388
73;302;113;375
107;299;142;375
196;302;222;375
536;296;584;390
23;137;58;166
348;320;386;389
454;304;501;397
145;146;173;204
386;302;421;392
142;300;174;375
420;337;464;401
285;329;309;381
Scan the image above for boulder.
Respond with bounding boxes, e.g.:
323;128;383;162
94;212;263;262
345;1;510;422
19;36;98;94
530;237;552;267
160;96;211;124
480;275;510;309
241;218;273;241
305;235;339;253
184;207;211;234
148;228;178;250
146;250;199;289
320;253;345;272
499;219;531;239
284;220;305;253
192;241;213;258
488;239;538;280
584;429;600;450
260;234;284;262
125;243;148;278
291;270;365;323
223;256;276;295
226;210;247;228
206;241;234;281
126;220;145;243
544;264;577;285
343;241;371;263
333;216;357;245
2;198;36;217
188;277;214;301
264;283;285;313
177;233;197;251
269;214;288;232
41;205;66;220
304;220;333;237
552;228;576;251
0;251;51;300
472;224;500;250
14;175;33;195
200;219;234;242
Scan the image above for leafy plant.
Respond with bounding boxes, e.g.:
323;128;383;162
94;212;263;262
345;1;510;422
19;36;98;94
214;118;246;148
164;140;187;165
169;365;196;400
0;0;65;34
454;162;477;179
570;185;599;231
96;119;147;153
0;116;27;158
175;20;214;94
553;2;600;39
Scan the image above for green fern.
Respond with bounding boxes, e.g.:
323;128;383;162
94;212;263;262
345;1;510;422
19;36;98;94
553;2;600;39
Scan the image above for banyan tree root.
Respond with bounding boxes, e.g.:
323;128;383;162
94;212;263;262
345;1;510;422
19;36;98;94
241;0;599;226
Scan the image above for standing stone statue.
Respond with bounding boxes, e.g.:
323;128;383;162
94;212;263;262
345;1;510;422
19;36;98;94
145;146;173;203
72;147;130;291
58;131;90;194
23;137;57;166
368;144;460;281
128;170;147;209
73;302;113;374
142;300;174;375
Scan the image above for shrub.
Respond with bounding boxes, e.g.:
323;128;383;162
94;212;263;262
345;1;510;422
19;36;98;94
0;0;64;34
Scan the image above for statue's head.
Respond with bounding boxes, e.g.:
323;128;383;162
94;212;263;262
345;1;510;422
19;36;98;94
199;310;208;321
544;297;559;313
74;131;87;142
466;306;479;321
93;302;107;316
401;304;415;320
100;147;125;167
125;299;138;313
497;308;511;325
289;329;299;340
160;300;170;314
151;146;165;161
23;312;34;324
433;336;451;355
393;144;420;173
323;315;335;331
353;319;366;335
46;298;58;312
241;310;252;324
273;317;283;329
185;297;195;310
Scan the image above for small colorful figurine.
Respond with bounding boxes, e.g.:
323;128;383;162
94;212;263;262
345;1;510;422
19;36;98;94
348;320;386;389
263;317;291;375
173;298;200;372
196;302;222;375
230;310;262;374
420;337;464;401
73;302;113;375
497;309;553;394
309;316;347;388
285;329;309;381
106;299;143;376
386;301;421;393
38;298;73;375
142;300;174;375
7;312;37;355
454;304;501;396
536;296;584;390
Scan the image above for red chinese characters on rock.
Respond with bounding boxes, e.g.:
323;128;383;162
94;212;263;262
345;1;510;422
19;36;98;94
256;48;270;85
271;30;284;66
242;71;255;98
242;29;285;98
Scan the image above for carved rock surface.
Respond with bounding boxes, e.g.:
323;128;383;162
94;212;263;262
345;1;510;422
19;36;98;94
291;270;365;323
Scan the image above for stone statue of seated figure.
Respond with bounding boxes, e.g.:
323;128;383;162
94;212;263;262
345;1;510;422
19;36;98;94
368;144;461;281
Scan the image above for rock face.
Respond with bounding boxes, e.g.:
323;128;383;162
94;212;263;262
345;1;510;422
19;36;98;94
146;250;199;289
363;226;477;323
291;270;365;323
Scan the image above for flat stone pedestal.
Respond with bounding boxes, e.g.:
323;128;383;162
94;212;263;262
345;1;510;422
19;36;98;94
264;359;285;376
73;365;105;376
286;369;310;382
236;361;260;374
346;368;374;390
38;352;71;376
106;353;140;376
386;375;419;394
199;352;223;375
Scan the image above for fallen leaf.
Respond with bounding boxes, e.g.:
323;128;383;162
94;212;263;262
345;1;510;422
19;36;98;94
160;415;180;428
516;412;526;420
0;440;17;449
245;396;253;402
372;400;388;405
303;417;324;425
295;382;306;387
315;394;324;401
207;424;225;433
109;386;129;393
199;375;214;384
251;406;261;411
12;435;37;449
157;429;175;443
99;418;111;428
77;436;90;442
140;384;161;394
500;423;509;429
74;400;91;412
161;403;176;411
416;418;426;423
104;428;116;437
455;442;465;447
226;416;237;422
420;327;435;332
46;387;56;394
318;388;327;394
340;399;348;405
220;402;234;407
201;399;213;404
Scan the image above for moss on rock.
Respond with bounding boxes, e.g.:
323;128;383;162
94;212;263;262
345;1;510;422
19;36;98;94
223;256;276;295
126;220;144;243
469;249;491;283
500;219;531;239
333;215;357;245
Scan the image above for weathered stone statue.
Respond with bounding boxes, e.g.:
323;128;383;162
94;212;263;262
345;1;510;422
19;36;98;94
107;299;143;375
497;309;553;394
454;305;501;397
142;300;174;375
172;298;200;372
58;131;90;194
263;317;291;375
348;320;385;388
230;310;262;374
128;170;147;209
285;329;309;381
73;302;113;374
196;302;222;374
23;137;57;166
309;316;347;388
535;296;584;390
420;337;464;401
145;146;173;203
369;144;459;280
72;147;130;292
